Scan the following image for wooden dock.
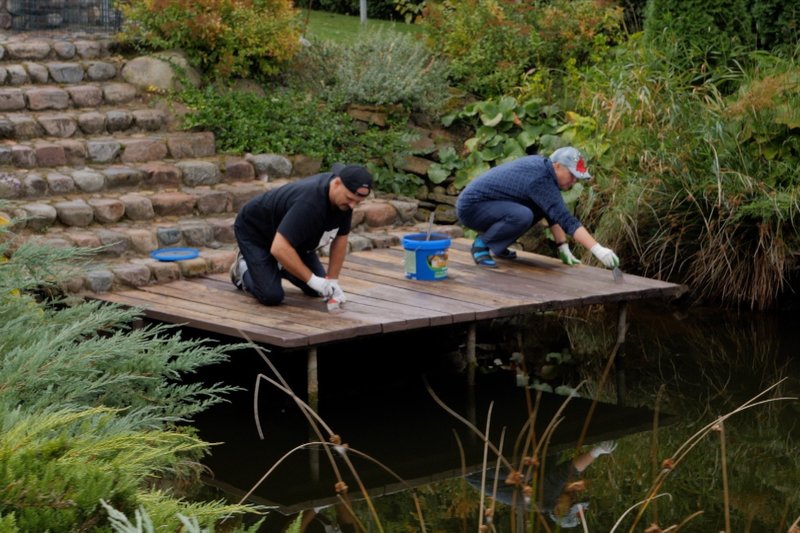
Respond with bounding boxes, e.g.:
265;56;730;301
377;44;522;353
96;237;683;348
95;236;683;402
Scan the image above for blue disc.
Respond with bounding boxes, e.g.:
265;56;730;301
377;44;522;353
150;247;200;262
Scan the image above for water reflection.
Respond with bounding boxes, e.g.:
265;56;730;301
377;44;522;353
193;302;800;531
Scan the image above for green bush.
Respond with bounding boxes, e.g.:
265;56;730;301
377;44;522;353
423;0;538;98
751;0;800;50
290;29;450;115
0;226;256;530
119;0;302;79
643;0;754;73
178;84;415;188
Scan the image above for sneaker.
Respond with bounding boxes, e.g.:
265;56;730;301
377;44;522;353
495;248;518;260
230;250;246;290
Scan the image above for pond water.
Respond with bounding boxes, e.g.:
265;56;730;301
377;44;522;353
191;300;799;532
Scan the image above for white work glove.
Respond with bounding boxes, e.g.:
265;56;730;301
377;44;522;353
557;243;581;265
590;440;617;458
328;279;346;304
307;274;335;299
590;243;620;268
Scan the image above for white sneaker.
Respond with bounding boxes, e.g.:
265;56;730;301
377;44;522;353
229;251;247;290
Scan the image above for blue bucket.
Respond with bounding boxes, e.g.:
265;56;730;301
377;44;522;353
403;233;451;281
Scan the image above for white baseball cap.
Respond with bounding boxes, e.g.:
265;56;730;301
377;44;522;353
550;146;592;180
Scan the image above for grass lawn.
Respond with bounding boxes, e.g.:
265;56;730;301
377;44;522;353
298;9;423;43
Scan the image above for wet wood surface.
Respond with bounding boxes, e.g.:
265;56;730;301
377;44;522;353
94;237;684;349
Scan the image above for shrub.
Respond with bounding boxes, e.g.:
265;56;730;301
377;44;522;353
0;225;256;530
643;0;754;73
178;84;415;190
290;29;450;115
423;0;539;98
119;0;301;80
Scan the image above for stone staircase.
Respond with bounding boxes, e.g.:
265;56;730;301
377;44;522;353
0;32;450;296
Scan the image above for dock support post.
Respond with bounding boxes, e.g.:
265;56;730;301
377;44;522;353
615;302;628;406
466;323;477;387
307;346;321;480
308;347;319;413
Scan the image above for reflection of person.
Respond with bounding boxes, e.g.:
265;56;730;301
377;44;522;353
466;441;617;529
456;146;619;269
230;164;372;306
260;503;357;533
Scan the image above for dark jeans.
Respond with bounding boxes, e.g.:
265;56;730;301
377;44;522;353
456;199;536;254
234;223;325;306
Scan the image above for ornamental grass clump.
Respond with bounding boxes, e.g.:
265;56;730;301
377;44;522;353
291;28;450;115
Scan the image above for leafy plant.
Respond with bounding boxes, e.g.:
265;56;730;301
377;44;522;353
423;0;540;98
119;0;302;79
437;96;564;189
178;84;413;174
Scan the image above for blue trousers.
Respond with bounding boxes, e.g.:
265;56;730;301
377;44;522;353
234;221;325;306
456;200;536;254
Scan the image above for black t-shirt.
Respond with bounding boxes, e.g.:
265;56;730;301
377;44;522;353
236;172;353;253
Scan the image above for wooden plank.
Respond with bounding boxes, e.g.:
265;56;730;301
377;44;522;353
98;291;310;348
345;248;576;315
188;277;386;338
198;275;442;333
135;282;336;337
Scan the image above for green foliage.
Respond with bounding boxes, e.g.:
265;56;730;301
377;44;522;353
643;0;754;73
423;0;539;98
178;84;413;176
0;225;258;530
571;38;800;309
531;0;626;71
118;0;302;79
290;29;450;115
434;96;564;189
368;163;423;197
751;0;800;50
424;0;625;99
393;0;426;23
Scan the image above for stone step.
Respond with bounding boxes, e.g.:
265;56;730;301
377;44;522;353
61;244;240;294
37;221;428;294
5;177;271;229
15;213;239;259
0;152;312;201
2;106;169;139
0;81;141;112
0;153;282;201
8;209;420;295
0;36;116;62
0;58;123;86
0;130;216;169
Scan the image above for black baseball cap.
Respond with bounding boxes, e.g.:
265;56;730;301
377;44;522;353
336;164;373;196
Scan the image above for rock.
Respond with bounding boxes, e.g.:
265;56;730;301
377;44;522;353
246;153;292;179
121;52;201;92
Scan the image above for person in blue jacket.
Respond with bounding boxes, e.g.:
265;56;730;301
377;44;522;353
230;164;372;306
456;146;619;269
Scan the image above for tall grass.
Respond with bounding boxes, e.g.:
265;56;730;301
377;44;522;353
574;39;800;309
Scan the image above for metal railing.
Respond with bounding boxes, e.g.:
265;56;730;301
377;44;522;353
8;0;122;32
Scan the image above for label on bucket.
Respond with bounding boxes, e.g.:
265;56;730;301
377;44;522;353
427;251;448;278
404;250;417;276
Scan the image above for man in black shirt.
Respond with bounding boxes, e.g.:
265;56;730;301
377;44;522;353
230;164;373;306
